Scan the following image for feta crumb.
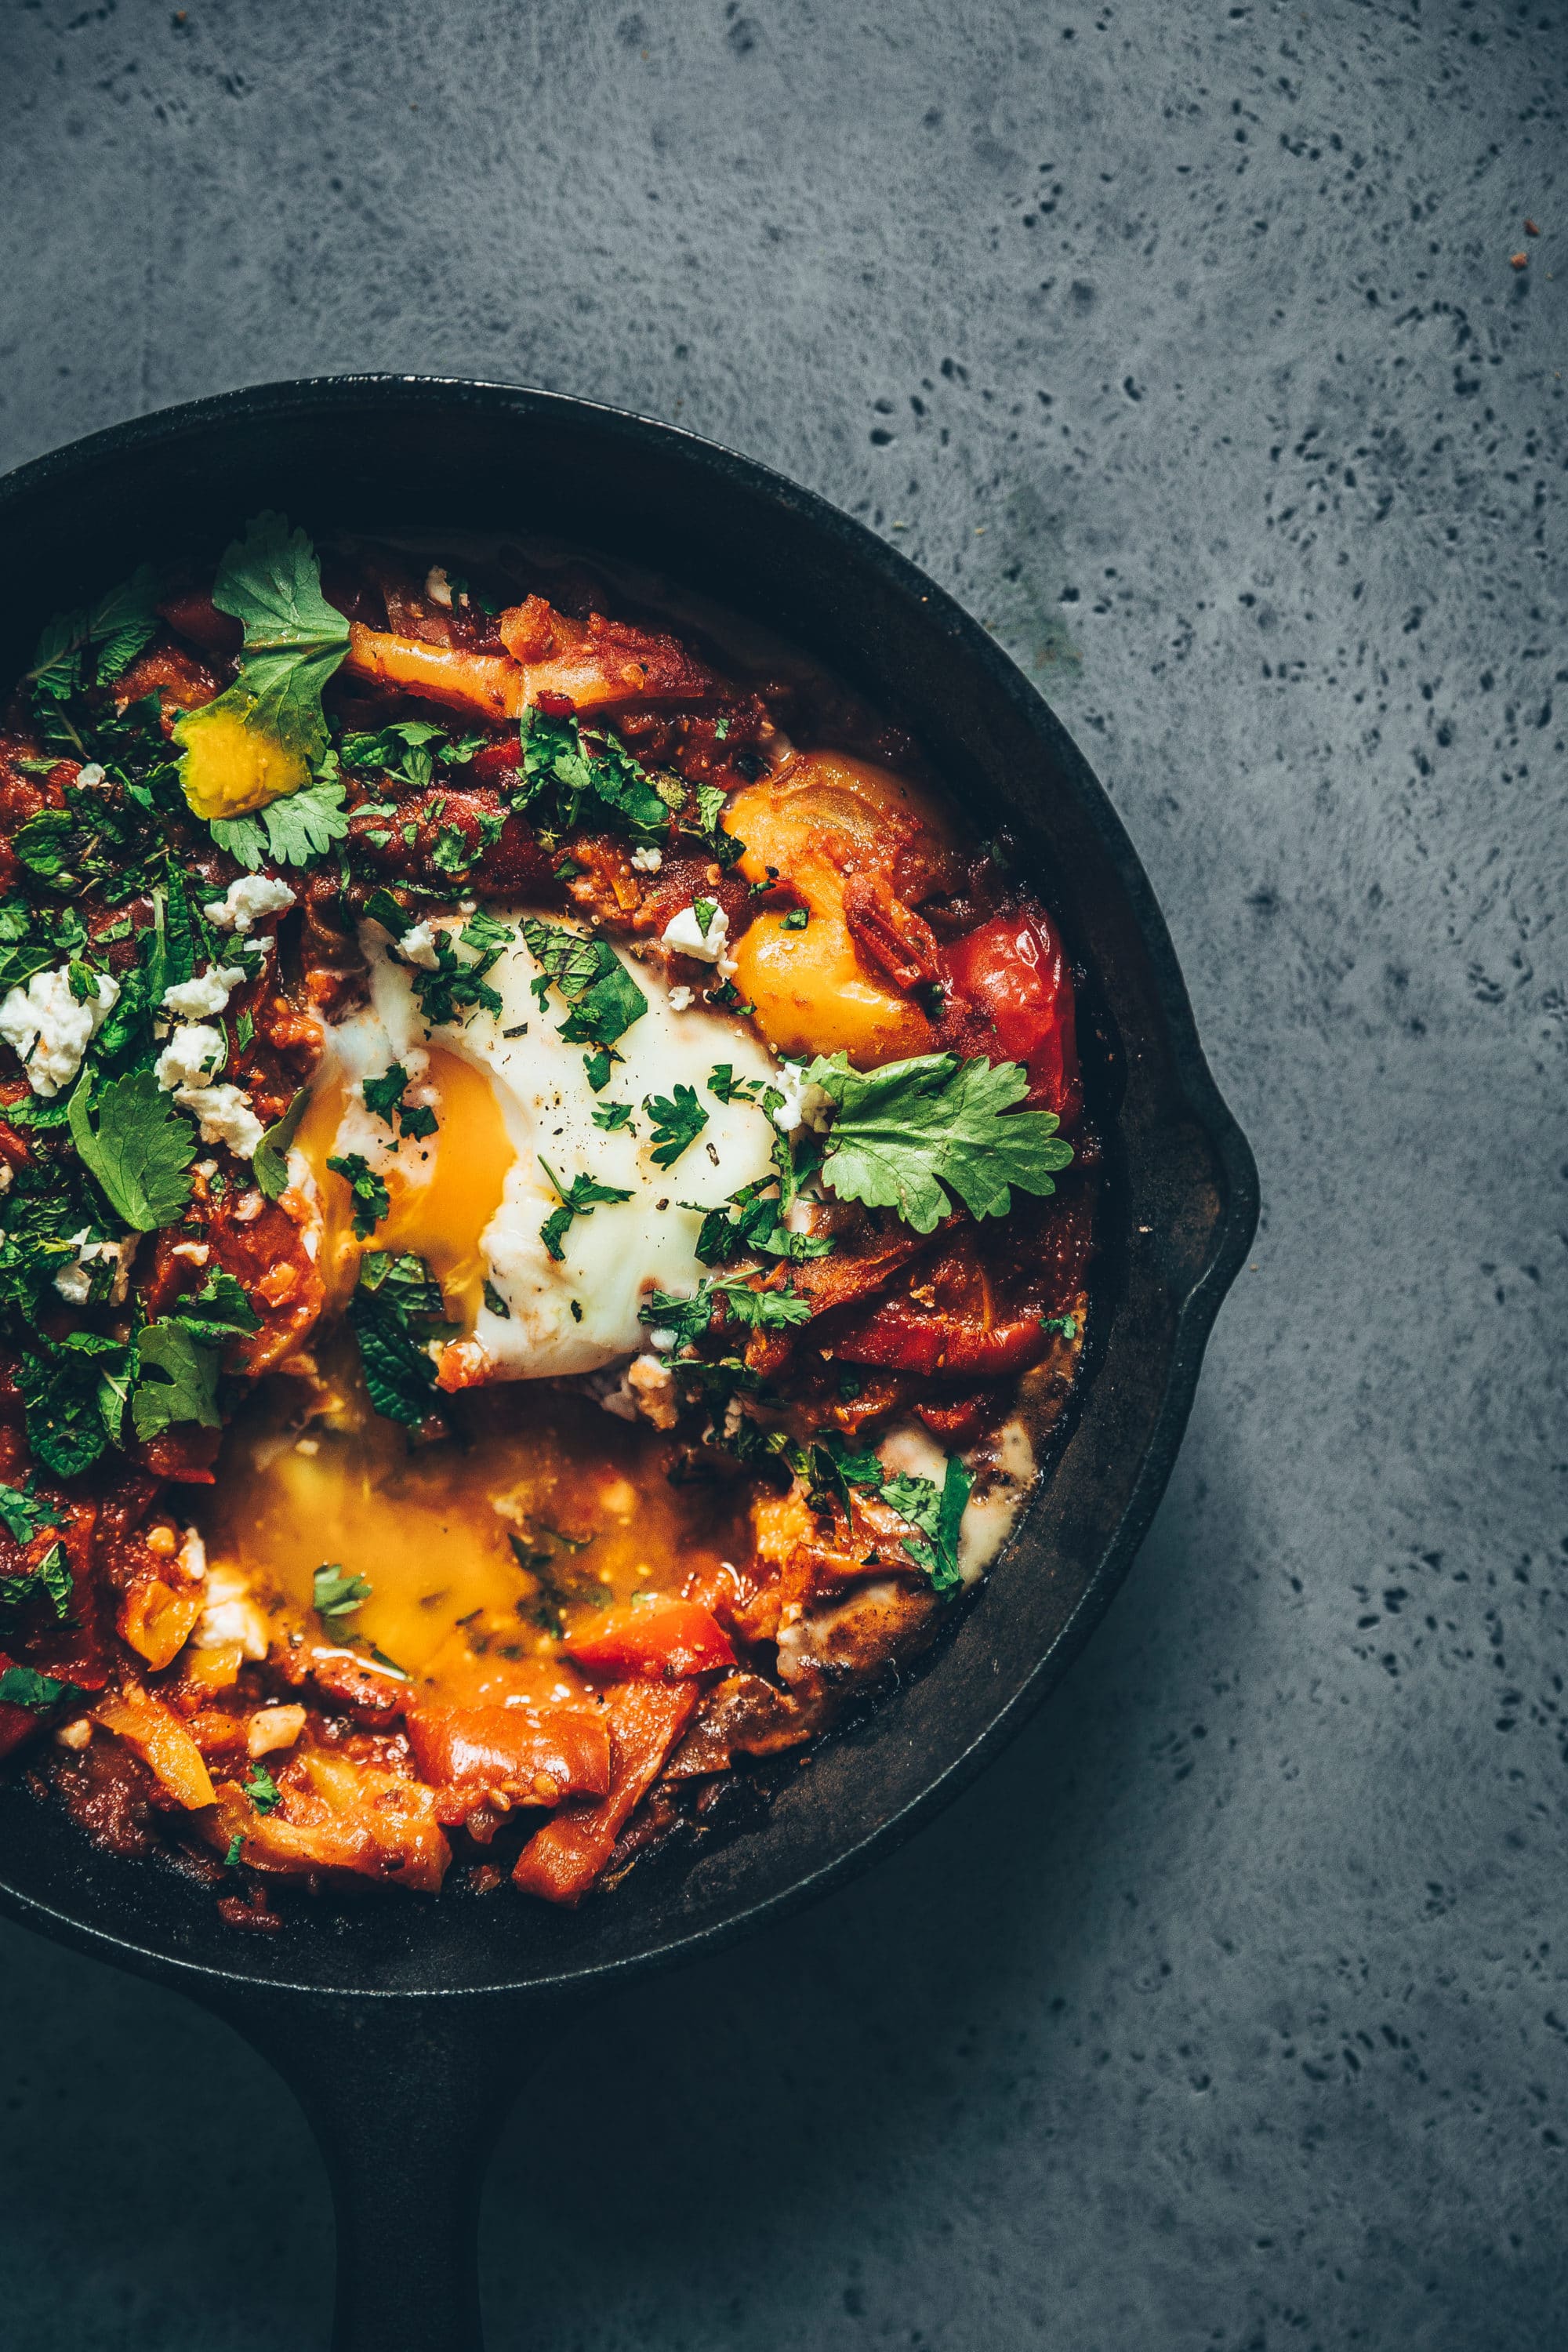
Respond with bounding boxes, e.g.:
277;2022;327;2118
660;901;736;976
195;1564;270;1660
154;1023;226;1091
203;874;297;935
55;1719;93;1751
648;1326;679;1354
0;965;120;1098
161;964;246;1020
666;985;695;1012
176;1528;208;1584
626;1352;678;1430
425;564;454;608
75;763;106;789
0;1164;11;1195
170;1240;211;1265
630;846;663;873
53;1227;137;1307
173;1084;265;1157
770;1058;834;1134
397;920;441;970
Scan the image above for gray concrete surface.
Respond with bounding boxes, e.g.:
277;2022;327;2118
2;1;1565;2345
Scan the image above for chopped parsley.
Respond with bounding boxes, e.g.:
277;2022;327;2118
362;1062;440;1147
326;1152;391;1240
643;1083;708;1168
244;1762;282;1813
537;1160;633;1262
313;1564;372;1622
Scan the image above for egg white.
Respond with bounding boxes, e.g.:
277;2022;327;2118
307;909;786;1381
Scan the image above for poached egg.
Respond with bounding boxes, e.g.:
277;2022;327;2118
295;909;786;1383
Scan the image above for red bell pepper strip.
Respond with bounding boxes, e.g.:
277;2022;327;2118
405;1704;612;1806
831;1300;1051;1378
511;1679;699;1906
942;912;1081;1124
566;1597;735;1680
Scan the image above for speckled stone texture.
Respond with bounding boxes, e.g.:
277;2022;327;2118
1;1;1564;2345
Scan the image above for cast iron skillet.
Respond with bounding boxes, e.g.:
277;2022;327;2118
0;378;1258;2350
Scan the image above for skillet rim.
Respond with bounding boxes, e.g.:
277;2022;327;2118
0;374;1259;2002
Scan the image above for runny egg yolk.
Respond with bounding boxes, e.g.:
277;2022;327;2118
298;1044;517;1328
198;1381;750;1698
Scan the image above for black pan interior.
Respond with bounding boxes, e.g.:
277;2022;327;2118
0;379;1256;2000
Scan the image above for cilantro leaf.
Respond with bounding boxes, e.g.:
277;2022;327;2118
537;1159;633;1262
808;1052;1074;1234
0;1664;75;1712
591;1100;634;1133
327;1152;391;1240
640;1272;810;1348
179;515;350;824
643;1083;708;1169
313;1563;372;1621
252;1087;308;1200
131;1319;223;1439
67;1069;198;1230
244;1762;282;1813
210;771;351;869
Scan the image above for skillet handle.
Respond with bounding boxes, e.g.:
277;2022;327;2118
208;1991;528;2352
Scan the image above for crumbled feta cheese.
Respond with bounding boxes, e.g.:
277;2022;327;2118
53;1227;137;1307
425;564;454;608
0;965;120;1098
162;964;246;1020
0;1164;11;1194
75;763;106;789
666;985;694;1012
231;1188;265;1223
630;846;663;873
647;1326;679;1355
203;874;297;935
54;1718;93;1751
626;1351;678;1431
397;921;441;970
170;1240;211;1265
769;1058;833;1134
660;901;736;975
174;1084;265;1157
154;1023;226;1091
176;1527;208;1584
195;1564;270;1661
